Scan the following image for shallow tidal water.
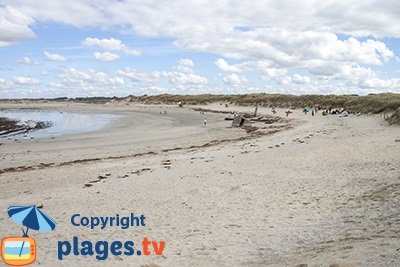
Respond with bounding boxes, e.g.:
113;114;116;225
0;109;120;139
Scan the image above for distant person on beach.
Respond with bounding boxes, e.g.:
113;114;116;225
164;110;167;114
204;119;207;125
312;110;315;116
271;107;277;114
285;110;292;117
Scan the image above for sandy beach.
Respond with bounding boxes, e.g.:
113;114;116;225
0;102;399;267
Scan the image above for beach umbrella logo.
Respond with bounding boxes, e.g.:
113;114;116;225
1;205;57;266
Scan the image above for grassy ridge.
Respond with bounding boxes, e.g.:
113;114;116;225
387;108;400;125
126;93;400;114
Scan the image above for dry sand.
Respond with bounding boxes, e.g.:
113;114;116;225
0;102;399;267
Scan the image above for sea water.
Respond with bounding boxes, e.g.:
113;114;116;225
0;109;120;139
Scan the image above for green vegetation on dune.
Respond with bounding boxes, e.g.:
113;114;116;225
387;107;400;125
126;93;400;114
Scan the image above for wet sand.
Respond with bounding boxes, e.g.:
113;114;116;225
0;102;399;267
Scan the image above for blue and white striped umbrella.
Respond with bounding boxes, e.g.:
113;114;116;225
8;205;57;233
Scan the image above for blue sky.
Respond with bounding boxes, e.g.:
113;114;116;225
0;1;399;98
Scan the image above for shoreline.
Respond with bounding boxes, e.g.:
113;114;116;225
0;102;293;175
0;102;251;170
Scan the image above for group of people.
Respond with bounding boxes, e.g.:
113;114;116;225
271;107;295;117
199;111;207;125
270;107;321;117
272;106;353;118
303;108;317;116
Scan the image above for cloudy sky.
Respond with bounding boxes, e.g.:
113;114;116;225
0;0;399;98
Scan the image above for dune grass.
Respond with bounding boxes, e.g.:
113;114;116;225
125;93;400;114
387;107;400;125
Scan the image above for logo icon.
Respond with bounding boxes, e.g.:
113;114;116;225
1;237;36;266
1;205;57;266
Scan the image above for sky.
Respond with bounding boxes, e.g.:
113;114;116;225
0;0;399;98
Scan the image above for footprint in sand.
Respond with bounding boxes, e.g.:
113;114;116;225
130;168;151;175
84;173;112;187
162;159;172;169
140;263;162;267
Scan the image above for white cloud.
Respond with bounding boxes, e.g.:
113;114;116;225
0;6;35;46
48;82;63;88
178;58;194;68
259;67;287;80
359;78;398;89
222;73;248;87
44;51;66;61
17;56;39;65
215;58;245;73
194;30;395;70
177;58;194;73
94;51;120;61
5;1;400;38
292;74;311;85
164;71;208;86
133;85;167;95
83;37;141;56
61;68;124;87
117;68;161;84
215;58;286;79
0;78;13;90
277;76;293;86
118;67;208;87
278;74;311;85
13;76;39;86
